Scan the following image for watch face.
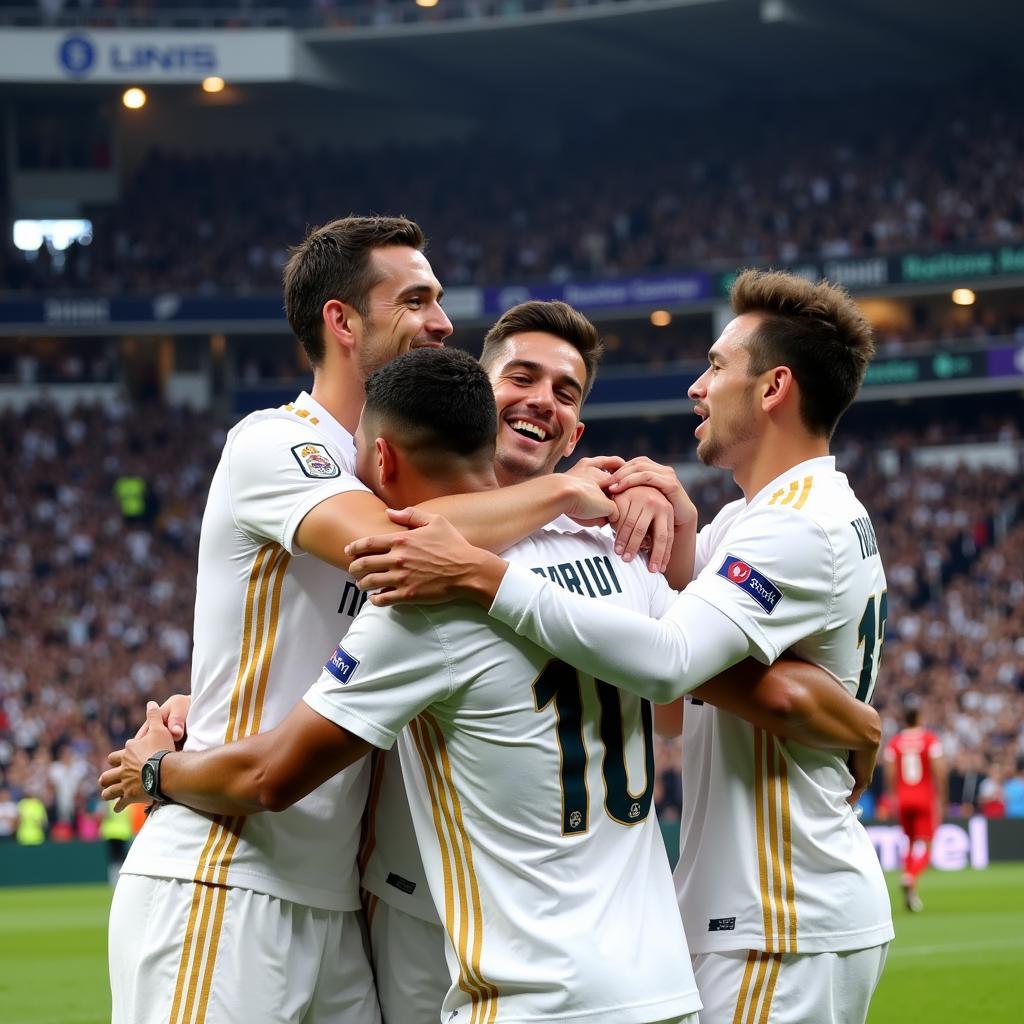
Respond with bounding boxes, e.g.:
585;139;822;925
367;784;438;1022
142;761;157;796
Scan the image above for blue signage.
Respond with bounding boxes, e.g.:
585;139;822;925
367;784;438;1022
56;33;218;77
483;271;712;315
58;34;96;77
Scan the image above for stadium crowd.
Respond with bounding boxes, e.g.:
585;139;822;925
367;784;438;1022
2;87;1022;299
2;0;585;30
1;398;1021;842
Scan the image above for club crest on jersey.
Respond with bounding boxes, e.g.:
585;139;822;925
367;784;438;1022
325;644;359;684
291;442;339;479
716;554;783;614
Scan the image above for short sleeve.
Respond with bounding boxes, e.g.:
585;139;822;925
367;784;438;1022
302;604;453;750
227;418;370;554
683;506;834;664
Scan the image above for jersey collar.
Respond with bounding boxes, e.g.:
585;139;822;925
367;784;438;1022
747;455;837;508
294;390;357;464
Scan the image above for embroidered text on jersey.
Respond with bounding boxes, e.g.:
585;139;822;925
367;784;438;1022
850;516;879;559
291;442;340;479
716;555;783;614
529;555;622;597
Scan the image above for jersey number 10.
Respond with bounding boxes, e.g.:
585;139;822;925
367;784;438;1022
533;659;655;836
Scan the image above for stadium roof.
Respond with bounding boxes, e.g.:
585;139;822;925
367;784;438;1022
299;0;1024;115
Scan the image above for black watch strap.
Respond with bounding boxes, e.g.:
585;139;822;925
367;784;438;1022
144;749;176;805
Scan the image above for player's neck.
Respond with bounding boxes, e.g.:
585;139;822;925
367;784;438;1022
309;370;365;435
388;468;501;507
734;427;829;501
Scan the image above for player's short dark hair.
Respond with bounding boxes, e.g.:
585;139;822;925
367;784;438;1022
732;269;876;438
479;300;604;401
363;348;497;465
283;215;425;367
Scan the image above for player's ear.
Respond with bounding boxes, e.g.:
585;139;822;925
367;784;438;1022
322;299;360;357
562;420;586;458
760;366;793;413
375;436;398;485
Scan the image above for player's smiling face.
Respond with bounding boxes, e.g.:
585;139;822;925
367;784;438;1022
488;332;587;484
688;314;761;468
355;247;452;381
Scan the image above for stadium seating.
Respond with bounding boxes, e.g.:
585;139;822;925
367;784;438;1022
1;399;1019;839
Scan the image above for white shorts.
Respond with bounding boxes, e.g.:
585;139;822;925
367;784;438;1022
691;945;888;1024
110;874;381;1024
365;895;449;1024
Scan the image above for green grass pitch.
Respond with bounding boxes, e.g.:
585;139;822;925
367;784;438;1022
1;865;1022;1023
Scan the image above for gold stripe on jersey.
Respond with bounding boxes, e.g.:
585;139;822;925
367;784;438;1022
768;476;812;509
778;749;798;950
416;713;499;1024
764;737;786;949
410;714;499;1024
792;476;813;510
780;480;800;505
282;401;320;426
410;716;487;1022
409;717;468;1006
422;712;499;1024
169;543;290;1023
754;730;798;953
753;731;773;946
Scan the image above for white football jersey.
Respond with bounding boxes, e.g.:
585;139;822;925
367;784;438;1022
306;523;701;1024
122;392;373;911
358;519;597;927
487;457;894;956
678;456;893;954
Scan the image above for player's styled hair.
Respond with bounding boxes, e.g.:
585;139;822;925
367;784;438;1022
283;215;425;367
732;269;876;438
364;347;497;464
480;300;604;400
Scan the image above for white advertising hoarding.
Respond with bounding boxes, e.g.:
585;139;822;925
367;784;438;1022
0;29;297;83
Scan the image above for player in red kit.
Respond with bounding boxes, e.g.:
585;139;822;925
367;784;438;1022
884;702;946;912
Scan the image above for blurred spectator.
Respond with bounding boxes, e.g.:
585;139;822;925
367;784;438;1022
1004;760;1024;818
0;785;18;841
977;768;1006;819
16;788;48;844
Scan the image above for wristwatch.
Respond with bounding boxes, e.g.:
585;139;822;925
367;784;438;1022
141;749;176;805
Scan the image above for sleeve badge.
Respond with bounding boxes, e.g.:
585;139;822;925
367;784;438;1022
715;554;783;614
291;442;340;479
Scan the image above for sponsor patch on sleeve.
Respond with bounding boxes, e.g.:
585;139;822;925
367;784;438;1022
291;442;340;479
324;643;360;684
715;554;783;614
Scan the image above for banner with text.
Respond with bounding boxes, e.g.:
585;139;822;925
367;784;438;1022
0;28;295;83
483;271;711;316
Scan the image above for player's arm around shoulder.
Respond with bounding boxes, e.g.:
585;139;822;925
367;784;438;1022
303;602;458;754
690;656;881;751
100;699;370;817
226;415;396;571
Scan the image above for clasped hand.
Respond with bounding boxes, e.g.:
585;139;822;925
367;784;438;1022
345;456;694;607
